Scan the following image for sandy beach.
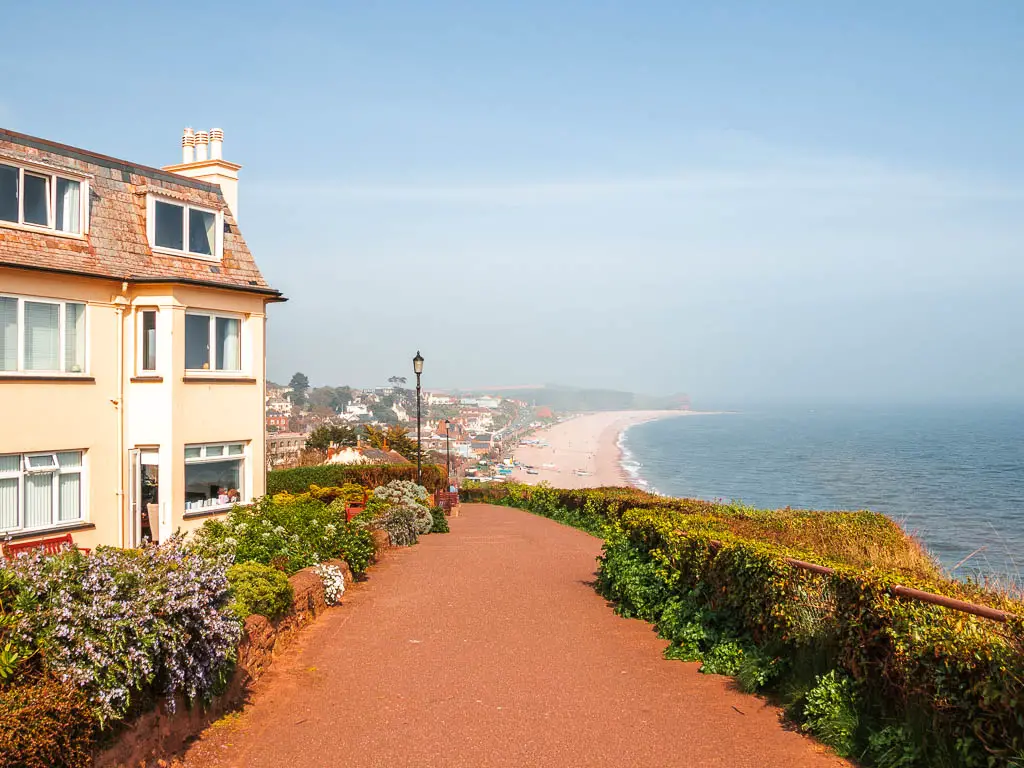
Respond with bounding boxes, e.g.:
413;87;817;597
510;410;695;489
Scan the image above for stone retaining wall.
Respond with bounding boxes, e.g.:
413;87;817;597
94;556;364;768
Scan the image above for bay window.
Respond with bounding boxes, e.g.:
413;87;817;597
185;311;241;372
148;195;222;259
0;162;86;234
0;451;85;532
184;442;246;512
0;294;86;374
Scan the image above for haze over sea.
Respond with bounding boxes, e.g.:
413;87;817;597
622;405;1024;584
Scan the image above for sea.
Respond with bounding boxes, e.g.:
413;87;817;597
620;405;1024;585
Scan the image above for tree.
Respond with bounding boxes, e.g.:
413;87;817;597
306;424;358;452
388;376;407;388
362;424;419;462
288;372;310;406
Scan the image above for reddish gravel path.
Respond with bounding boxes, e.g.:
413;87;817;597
179;504;847;768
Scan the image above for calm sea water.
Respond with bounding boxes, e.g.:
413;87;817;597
621;406;1024;583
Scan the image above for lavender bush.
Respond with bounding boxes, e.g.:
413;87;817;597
3;535;239;724
369;480;433;544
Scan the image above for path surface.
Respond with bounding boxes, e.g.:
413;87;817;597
179;505;846;768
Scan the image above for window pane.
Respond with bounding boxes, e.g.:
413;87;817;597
24;302;60;371
27;454;57;469
0;165;17;223
55;178;81;233
205;445;225;457
184;314;210;369
185;459;242;509
0;477;17;529
215;317;240;371
56;451;82;468
23;173;49;226
0;296;16;371
24;473;53;528
58;473;81;521
154;200;184;250
227;444;245;456
184;446;203;460
141;310;157;371
188;209;216;256
0;455;19;473
65;303;85;373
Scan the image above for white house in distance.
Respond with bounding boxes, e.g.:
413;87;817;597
0;126;282;549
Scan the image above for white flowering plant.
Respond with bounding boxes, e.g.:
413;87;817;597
369;480;433;545
2;535;239;724
314;563;346;605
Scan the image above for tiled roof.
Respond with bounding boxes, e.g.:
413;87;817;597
0;128;280;297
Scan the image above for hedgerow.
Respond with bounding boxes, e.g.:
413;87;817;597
268;464;446;495
466;482;1024;767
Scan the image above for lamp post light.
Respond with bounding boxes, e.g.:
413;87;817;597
444;419;452;491
413;351;424;485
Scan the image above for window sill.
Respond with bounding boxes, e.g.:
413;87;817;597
1;521;95;542
183;502;250;520
0;374;95;383
130;375;163;383
151;245;222;263
0;220;86;240
182;376;257;384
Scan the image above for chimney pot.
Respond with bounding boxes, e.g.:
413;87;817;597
209;128;224;160
194;130;209;162
181;127;195;164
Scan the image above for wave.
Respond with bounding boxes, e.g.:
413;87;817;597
617;425;659;494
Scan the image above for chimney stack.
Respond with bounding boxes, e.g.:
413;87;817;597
164;125;242;220
209;128;223;160
194;130;209;162
181;128;195;163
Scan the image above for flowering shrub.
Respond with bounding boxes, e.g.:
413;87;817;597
314;564;345;605
192;495;375;576
3;536;239;724
226;562;294;621
369;481;432;546
372;480;430;508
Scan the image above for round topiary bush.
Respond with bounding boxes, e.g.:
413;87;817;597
226;561;294;621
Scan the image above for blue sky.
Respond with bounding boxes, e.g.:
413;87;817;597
2;1;1022;404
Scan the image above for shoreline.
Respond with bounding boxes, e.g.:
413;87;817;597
510;410;717;489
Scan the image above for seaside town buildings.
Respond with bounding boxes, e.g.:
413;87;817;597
0;126;281;549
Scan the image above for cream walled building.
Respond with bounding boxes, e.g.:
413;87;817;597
0;127;282;549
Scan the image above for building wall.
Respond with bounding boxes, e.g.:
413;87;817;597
0;267;124;550
1;268;270;548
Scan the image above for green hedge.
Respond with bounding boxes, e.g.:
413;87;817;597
469;483;1024;767
267;464;446;495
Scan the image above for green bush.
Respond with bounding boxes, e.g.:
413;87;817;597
0;676;97;768
193;495;374;576
227;562;294;621
802;671;859;757
268;464;446;495
430;507;449;533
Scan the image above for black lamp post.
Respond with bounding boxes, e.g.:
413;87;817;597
444;419;452;490
413;351;424;485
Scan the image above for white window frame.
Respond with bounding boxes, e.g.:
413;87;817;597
184;310;244;374
0;450;86;534
0;159;89;237
183;442;248;513
145;194;223;261
0;292;89;376
136;307;159;375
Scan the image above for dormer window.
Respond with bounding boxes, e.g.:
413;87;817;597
147;195;222;260
0;162;87;235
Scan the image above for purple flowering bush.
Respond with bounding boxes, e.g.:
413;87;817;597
2;535;240;724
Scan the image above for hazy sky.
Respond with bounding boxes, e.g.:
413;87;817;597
3;2;1022;405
